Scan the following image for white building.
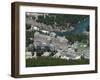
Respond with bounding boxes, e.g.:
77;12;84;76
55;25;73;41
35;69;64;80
41;30;49;34
53;52;61;58
42;52;51;57
31;25;39;31
26;52;32;59
32;52;37;59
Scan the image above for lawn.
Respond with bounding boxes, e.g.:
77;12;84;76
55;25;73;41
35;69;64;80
26;57;89;67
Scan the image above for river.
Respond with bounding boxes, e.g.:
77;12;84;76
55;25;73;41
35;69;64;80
54;17;89;37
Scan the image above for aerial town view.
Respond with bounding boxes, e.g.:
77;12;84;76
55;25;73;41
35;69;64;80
25;12;90;67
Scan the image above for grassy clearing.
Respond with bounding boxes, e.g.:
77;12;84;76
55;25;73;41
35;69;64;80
26;57;89;67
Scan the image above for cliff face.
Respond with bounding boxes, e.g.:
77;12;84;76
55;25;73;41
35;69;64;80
25;12;90;61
